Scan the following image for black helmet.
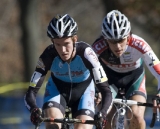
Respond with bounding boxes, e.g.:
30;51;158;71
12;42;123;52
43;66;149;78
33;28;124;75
47;14;78;38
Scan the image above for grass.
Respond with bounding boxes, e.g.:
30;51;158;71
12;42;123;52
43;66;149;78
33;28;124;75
0;82;47;97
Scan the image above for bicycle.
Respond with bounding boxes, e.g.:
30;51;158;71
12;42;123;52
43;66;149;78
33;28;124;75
34;106;103;129
110;88;159;129
150;96;160;128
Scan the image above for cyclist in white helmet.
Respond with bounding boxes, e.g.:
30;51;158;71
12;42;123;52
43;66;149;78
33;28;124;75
92;10;160;129
24;14;112;129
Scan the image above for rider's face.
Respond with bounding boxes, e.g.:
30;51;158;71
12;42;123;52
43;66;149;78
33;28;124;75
107;37;129;57
52;36;77;62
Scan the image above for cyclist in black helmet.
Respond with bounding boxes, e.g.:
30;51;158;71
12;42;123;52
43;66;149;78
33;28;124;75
24;14;112;129
92;10;160;129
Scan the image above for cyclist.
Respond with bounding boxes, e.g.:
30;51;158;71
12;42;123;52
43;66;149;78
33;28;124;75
92;10;160;129
24;14;112;129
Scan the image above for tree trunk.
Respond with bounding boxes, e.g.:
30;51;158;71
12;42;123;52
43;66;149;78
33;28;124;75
101;0;122;13
18;0;40;81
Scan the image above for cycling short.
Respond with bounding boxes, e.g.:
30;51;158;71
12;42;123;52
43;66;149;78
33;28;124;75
42;76;95;118
109;71;147;99
101;63;147;99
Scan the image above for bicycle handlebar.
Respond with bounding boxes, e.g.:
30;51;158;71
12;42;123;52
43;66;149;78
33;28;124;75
35;117;103;129
113;98;159;128
34;99;159;129
113;99;153;107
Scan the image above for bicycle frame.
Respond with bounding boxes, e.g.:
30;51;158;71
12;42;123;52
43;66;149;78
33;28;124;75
111;99;133;129
111;98;155;129
115;106;125;129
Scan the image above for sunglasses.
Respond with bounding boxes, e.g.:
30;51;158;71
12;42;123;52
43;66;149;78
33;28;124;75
106;36;128;44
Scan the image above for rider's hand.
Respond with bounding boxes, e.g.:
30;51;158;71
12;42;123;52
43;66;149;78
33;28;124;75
155;90;160;109
94;112;107;129
30;108;42;125
95;92;102;106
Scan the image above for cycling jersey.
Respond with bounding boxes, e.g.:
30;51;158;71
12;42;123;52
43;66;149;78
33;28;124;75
24;41;112;117
92;34;160;91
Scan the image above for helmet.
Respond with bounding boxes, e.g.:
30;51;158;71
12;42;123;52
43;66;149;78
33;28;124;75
47;14;78;38
102;10;131;40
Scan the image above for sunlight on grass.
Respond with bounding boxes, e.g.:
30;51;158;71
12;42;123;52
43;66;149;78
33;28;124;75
0;117;22;124
0;81;47;96
0;82;29;94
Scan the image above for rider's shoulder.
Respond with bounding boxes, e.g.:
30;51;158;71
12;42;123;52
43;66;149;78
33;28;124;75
76;41;92;49
92;36;108;55
46;44;54;50
130;34;149;45
129;34;151;53
42;44;57;56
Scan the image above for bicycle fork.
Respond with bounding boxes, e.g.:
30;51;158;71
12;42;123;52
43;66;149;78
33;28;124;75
116;107;126;129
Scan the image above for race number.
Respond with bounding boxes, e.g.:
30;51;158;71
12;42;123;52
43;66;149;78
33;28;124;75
92;66;108;84
30;71;42;87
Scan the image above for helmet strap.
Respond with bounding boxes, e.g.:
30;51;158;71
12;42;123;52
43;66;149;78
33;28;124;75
67;37;77;64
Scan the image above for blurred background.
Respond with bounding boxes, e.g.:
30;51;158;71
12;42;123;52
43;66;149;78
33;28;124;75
0;0;160;128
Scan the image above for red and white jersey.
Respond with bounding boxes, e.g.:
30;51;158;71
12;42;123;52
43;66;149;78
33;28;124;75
92;34;160;89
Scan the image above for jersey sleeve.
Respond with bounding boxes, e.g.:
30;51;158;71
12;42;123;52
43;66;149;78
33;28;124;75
84;47;108;82
129;35;160;91
24;44;55;111
143;49;160;90
84;46;112;116
91;36;108;56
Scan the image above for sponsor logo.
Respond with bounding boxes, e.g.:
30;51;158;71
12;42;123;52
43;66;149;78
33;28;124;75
109;63;136;68
131;39;151;54
90;90;95;99
92;39;108;54
87;48;98;62
108;56;119;64
88;101;91;107
148;52;159;66
146;52;160;74
102;53;120;64
123;52;133;62
55;70;84;77
48;102;53;107
85;110;91;115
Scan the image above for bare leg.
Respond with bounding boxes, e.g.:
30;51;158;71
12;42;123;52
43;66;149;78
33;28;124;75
104;106;116;129
127;95;146;129
74;115;94;129
43;107;63;129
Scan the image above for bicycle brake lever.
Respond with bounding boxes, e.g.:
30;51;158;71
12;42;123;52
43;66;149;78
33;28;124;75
150;108;159;128
156;108;159;121
35;124;40;129
34;116;44;129
95;120;103;129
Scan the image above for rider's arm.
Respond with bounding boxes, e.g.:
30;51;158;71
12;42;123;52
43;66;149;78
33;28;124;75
128;36;160;93
83;46;112;116
142;47;160;92
92;66;112;116
24;71;46;111
24;44;55;112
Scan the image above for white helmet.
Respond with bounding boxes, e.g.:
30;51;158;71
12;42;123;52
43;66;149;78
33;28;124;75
102;10;131;40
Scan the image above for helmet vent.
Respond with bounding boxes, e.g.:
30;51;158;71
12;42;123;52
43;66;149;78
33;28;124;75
47;14;78;38
101;10;131;40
